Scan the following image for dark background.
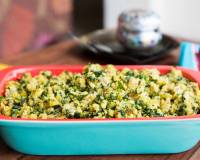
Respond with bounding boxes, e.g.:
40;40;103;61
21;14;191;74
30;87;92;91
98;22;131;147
73;0;103;35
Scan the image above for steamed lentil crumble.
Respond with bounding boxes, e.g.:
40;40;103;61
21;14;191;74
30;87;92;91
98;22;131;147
0;64;200;119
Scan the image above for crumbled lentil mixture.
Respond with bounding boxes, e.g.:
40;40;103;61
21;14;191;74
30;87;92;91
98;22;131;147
0;64;200;119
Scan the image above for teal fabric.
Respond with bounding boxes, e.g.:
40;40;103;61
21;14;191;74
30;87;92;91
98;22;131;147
179;42;198;70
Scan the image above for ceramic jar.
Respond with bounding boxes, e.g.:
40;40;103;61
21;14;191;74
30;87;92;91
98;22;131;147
117;9;162;49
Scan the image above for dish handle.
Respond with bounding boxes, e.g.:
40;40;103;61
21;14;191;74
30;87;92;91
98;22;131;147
0;115;5;121
0;67;16;94
176;66;200;83
0;67;13;124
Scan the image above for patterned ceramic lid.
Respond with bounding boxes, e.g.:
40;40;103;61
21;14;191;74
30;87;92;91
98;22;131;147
118;9;161;32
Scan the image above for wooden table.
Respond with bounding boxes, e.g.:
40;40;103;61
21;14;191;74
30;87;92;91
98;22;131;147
0;40;200;160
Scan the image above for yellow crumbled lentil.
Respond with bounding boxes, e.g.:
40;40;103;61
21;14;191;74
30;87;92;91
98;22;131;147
0;64;200;119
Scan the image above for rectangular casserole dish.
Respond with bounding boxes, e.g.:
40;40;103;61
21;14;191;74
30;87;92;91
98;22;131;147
0;65;200;155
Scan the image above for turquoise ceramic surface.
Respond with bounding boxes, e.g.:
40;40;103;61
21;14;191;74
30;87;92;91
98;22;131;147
0;119;200;155
0;65;200;155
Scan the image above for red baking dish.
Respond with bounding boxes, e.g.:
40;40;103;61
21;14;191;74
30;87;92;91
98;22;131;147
0;65;200;155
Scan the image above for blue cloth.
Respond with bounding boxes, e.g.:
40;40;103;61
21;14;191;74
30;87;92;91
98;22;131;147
179;42;199;70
